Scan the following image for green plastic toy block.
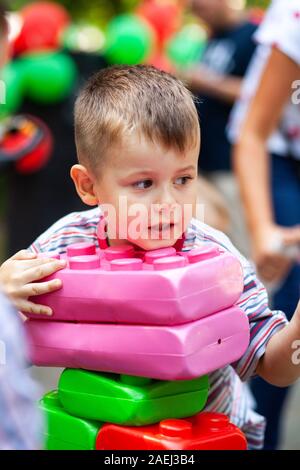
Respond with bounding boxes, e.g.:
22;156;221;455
58;369;209;426
40;390;102;450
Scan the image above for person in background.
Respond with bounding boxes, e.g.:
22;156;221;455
180;0;258;256
0;289;43;450
230;0;300;449
0;3;43;450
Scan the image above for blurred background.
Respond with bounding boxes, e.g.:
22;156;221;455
0;0;270;259
0;0;299;450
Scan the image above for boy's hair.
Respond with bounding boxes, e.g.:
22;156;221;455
0;1;8;38
74;65;200;171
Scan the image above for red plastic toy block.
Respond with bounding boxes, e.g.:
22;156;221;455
96;412;248;450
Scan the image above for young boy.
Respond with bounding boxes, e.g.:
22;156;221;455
1;65;299;449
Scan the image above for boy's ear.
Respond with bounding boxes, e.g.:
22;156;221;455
70;164;99;206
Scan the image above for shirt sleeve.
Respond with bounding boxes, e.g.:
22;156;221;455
231;257;288;382
0;292;43;449
28;208;100;255
189;218;289;383
255;0;300;66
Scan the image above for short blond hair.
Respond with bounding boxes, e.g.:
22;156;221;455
74;65;200;171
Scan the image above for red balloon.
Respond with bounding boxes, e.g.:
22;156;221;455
13;2;70;56
137;0;182;47
147;52;174;74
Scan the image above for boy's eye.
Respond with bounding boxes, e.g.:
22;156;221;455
132;179;153;190
174;176;193;185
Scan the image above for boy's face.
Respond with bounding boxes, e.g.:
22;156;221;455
72;132;200;251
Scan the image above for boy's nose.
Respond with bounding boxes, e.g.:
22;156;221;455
154;189;176;209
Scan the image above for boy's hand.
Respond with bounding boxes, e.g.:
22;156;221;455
0;250;66;316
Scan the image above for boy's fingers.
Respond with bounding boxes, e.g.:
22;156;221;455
10;250;37;260
21;260;66;283
19;300;53;316
17;257;65;270
22;279;62;297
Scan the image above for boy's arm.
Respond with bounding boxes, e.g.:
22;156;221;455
231;258;299;388
256;301;300;387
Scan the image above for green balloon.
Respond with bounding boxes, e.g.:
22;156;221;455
167;24;207;69
21;52;78;105
0;61;26;118
104;14;154;65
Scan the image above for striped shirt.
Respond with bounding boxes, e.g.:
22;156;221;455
0;291;43;450
29;207;288;449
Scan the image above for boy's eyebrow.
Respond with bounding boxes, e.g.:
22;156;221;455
177;165;196;173
123;166;196;179
123;170;155;179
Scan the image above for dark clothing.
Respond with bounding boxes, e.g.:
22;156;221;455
251;153;300;450
196;21;257;173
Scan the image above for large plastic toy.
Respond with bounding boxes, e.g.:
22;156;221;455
41;392;246;450
40;391;101;450
25;305;249;380
96;412;248;450
25;243;244;325
58;369;209;426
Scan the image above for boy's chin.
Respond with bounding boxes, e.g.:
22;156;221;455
130;237;178;252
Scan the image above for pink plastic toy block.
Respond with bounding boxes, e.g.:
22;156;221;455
25;306;249;380
24;242;244;325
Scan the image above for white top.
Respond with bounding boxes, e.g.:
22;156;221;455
228;0;300;160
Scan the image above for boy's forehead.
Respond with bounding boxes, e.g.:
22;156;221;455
110;132;199;169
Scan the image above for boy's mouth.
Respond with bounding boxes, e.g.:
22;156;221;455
148;222;175;234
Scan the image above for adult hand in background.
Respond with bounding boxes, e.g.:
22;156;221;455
253;222;300;283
